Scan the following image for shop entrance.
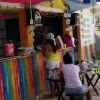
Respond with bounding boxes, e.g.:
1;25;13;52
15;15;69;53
0;12;20;56
5;18;20;54
42;13;63;36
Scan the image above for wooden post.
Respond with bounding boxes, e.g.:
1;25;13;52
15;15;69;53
77;24;81;66
18;9;33;47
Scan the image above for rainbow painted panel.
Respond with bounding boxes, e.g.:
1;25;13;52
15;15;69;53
0;63;4;100
0;53;46;100
81;44;96;62
0;48;74;100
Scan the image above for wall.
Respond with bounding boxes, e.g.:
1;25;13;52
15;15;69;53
95;15;100;53
76;8;96;62
0;53;46;100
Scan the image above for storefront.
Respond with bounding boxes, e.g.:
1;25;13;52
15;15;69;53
0;1;49;99
0;0;97;99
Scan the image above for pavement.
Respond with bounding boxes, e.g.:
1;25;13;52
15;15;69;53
43;73;100;100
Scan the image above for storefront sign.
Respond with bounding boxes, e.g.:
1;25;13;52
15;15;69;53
81;16;95;46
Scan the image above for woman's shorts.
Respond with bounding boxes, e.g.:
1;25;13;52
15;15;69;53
46;61;59;69
65;85;86;94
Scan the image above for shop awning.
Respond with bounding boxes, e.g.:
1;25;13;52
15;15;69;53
33;0;68;13
0;0;48;11
0;0;47;4
64;0;93;12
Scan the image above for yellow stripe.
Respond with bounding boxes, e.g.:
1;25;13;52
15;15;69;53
81;46;85;60
0;8;23;12
37;0;68;10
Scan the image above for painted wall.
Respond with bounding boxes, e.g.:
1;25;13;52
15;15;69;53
0;53;46;100
76;8;96;62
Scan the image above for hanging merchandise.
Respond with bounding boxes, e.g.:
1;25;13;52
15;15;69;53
83;0;91;4
34;10;42;25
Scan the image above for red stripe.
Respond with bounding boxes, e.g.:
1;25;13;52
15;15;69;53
1;0;47;4
0;65;4;100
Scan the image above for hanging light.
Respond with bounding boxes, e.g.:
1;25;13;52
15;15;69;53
96;0;100;4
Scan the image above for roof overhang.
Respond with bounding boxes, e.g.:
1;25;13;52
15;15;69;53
0;0;47;4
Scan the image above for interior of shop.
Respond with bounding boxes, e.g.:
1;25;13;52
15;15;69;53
0;11;20;56
0;8;79;61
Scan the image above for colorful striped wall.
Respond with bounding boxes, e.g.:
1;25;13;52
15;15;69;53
0;52;46;100
81;44;96;62
0;48;74;100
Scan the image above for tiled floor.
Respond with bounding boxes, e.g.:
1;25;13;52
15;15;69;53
44;74;100;100
88;73;100;100
90;83;100;100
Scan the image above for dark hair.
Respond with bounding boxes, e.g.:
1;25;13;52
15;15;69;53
63;52;73;64
46;39;57;53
